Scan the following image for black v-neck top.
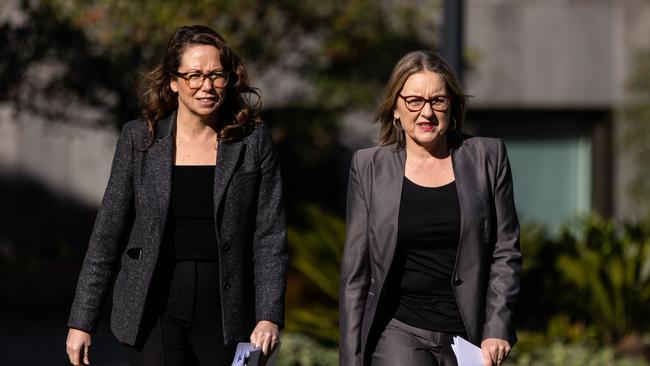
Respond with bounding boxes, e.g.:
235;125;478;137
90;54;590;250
167;165;218;261
393;177;465;332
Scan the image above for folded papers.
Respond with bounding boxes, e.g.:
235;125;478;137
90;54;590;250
231;342;279;366
451;336;483;366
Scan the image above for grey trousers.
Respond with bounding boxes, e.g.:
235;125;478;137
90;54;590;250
371;318;462;366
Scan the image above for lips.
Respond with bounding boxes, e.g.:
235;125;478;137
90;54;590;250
196;96;219;107
416;121;437;132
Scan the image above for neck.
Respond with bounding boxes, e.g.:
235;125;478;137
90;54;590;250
176;108;218;138
405;136;449;160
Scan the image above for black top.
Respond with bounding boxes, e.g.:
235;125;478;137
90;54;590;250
393;177;465;332
167;165;219;261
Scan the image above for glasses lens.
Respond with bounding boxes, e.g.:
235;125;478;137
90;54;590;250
187;73;204;89
432;97;449;111
209;72;228;88
406;98;424;111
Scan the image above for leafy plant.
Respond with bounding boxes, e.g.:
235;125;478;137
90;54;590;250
555;215;650;342
622;49;650;214
516;222;573;330
509;340;649;366
277;332;338;366
42;0;440;112
285;204;344;345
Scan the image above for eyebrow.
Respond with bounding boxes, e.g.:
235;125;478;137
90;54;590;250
180;68;226;73
402;94;447;98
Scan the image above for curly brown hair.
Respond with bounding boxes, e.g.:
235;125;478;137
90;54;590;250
139;25;261;144
375;51;466;149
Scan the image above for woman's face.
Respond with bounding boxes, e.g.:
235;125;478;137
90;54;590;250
170;44;226;121
393;71;451;150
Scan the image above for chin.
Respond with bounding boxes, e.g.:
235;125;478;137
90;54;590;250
195;106;221;116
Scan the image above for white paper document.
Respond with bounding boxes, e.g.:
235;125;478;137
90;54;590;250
231;342;280;366
451;336;483;366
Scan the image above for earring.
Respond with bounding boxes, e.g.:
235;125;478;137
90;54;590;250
393;118;403;131
450;117;457;131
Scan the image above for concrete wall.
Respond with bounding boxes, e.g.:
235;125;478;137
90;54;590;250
0;103;118;207
465;0;650;219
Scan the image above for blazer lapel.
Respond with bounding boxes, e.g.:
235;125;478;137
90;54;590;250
212;139;244;238
451;145;469;258
450;141;485;271
372;148;405;276
152;113;175;234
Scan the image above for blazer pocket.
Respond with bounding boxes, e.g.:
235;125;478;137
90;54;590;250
126;248;142;260
234;169;260;179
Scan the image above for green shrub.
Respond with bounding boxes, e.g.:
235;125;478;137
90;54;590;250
277;332;338;366
517;214;650;344
509;340;649;366
555;215;650;342
286;204;344;345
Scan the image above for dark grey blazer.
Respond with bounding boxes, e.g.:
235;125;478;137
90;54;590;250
68;113;287;346
339;136;522;365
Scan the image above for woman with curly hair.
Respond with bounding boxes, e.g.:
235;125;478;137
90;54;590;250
66;25;287;366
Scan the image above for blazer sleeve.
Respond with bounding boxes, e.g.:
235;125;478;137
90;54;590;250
339;152;371;366
68;124;135;333
252;125;288;327
482;140;522;344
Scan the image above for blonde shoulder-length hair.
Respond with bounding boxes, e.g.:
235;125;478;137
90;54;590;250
375;51;467;149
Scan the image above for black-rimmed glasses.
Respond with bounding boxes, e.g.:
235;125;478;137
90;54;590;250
399;94;451;112
171;70;229;89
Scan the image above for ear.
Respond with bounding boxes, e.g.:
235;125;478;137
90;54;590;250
393;109;400;120
170;78;179;93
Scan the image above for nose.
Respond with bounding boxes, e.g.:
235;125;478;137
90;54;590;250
200;77;214;91
420;100;434;117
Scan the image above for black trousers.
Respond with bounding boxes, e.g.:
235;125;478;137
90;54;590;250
371;318;463;366
127;261;229;366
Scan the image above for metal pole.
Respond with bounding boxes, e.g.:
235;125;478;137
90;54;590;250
443;0;464;83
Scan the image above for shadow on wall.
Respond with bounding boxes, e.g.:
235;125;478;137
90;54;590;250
0;172;129;364
0;173;97;325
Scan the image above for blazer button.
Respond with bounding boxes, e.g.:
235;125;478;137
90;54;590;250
454;278;463;286
223;282;232;290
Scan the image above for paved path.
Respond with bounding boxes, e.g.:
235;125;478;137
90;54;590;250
0;325;127;366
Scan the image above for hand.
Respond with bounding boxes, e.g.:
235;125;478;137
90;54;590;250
250;320;280;357
480;338;510;366
66;328;92;365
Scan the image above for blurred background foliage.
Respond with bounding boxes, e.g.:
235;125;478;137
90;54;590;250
622;49;650;216
510;215;650;365
2;0;439;122
3;1;650;365
285;204;343;345
281;213;650;365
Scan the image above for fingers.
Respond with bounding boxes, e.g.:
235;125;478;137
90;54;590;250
481;338;510;365
66;343;89;365
66;329;91;365
66;345;80;365
492;344;510;365
481;348;493;366
250;330;278;355
249;321;280;356
83;343;91;365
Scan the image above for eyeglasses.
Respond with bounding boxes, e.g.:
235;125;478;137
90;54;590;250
171;70;229;89
399;94;451;112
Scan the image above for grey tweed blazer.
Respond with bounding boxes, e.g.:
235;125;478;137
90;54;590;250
339;136;522;365
68;113;287;346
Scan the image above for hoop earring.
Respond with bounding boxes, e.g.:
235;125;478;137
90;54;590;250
450;117;457;131
393;118;403;131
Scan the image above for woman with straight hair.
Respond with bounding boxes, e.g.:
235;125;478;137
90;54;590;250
339;51;522;366
66;25;287;366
